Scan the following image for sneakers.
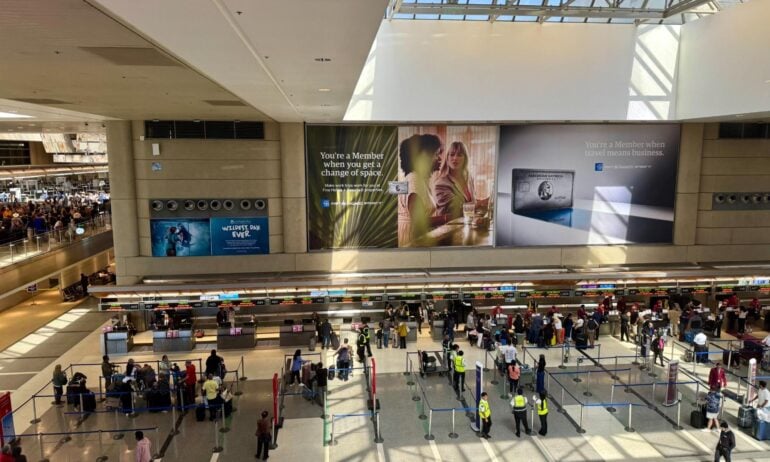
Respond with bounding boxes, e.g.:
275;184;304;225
700;428;710;432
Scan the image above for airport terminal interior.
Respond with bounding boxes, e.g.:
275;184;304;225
2;0;770;461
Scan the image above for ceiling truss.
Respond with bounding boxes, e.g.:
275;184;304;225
388;0;743;24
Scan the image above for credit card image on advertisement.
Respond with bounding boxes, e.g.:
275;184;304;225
511;169;574;213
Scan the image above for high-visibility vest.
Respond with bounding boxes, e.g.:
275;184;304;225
357;333;366;346
363;327;370;341
454;355;465;373
479;399;491;419
537;398;549;416
513;395;527;411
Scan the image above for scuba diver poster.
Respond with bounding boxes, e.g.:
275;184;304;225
150;219;211;257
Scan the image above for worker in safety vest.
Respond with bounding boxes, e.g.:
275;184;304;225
479;392;492;439
447;343;459;376
453;350;466;395
510;387;530;437
362;323;372;357
534;390;549;436
356;329;367;363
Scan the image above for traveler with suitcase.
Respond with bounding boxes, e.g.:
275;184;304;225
333;339;352;381
320;319;332;349
289;350;308;387
709;363;727;391
52;364;67;405
703;386;722;432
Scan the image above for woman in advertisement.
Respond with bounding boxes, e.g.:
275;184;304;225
397;134;444;247
165;226;179;256
432;141;476;220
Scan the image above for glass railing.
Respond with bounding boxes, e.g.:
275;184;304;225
0;212;111;269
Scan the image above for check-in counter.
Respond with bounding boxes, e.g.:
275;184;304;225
279;323;316;347
104;330;133;355
431;320;445;341
153;329;194;352
217;324;257;350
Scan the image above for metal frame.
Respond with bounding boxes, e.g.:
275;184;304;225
386;0;746;24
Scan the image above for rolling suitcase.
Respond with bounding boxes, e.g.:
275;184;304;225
330;333;340;350
739;405;756;428
682;350;694;363
224;399;233;418
309;335;317;352
195;405;206;422
328;367;335;381
690;409;705;429
82;392;97;413
754;419;770;440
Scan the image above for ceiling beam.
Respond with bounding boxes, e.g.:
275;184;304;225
397;4;666;19
663;0;713;17
540;0;578;23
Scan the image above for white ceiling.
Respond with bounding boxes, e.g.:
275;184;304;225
92;0;389;123
0;0;271;123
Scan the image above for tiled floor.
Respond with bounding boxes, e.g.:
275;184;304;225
5;307;770;461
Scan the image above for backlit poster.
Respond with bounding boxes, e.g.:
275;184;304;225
210;217;269;255
306;125;497;249
495;124;679;246
150;219;211;257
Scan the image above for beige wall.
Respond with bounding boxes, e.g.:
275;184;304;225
113;122;770;283
28;141;53;165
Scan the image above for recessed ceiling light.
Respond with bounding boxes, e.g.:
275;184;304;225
0;111;32;119
318;88;331;92
314;58;332;62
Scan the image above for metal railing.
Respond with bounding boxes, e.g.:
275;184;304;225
0;212;110;269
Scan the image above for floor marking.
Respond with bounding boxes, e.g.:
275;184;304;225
479;435;499;462
734;428;766;452
680;429;713;454
209;453;220;462
376;442;386;462
324;441;330;462
532;434;557;462
428;439;442;461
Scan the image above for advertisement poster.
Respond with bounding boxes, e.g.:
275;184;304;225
0;392;13;445
151;219;211;257
306;125;497;250
210;217;269;255
495;124;680;246
665;360;679;405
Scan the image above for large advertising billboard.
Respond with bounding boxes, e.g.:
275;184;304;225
150;217;269;256
495;124;679;246
306;125;497;250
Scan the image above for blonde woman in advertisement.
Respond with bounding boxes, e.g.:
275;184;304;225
432;141;476;220
397;134;444;246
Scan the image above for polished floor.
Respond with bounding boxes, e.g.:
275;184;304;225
3;301;770;461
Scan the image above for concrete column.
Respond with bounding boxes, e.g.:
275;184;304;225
673;123;704;247
279;123;308;253
106;121;140;285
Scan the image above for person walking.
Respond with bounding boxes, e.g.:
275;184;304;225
203;373;221;421
52;364;67;405
289;350;305;387
507;361;521;397
101;355;114;392
453;350;466;396
205;349;224;378
651;333;665;367
510;387;531;437
709;363;727;391
134;431;152;462
356;329;367;362
362;323;373;357
534;390;549;436
478;392;492;439
255;410;271;460
669;304;681;337
536;355;546;394
714;421;735;462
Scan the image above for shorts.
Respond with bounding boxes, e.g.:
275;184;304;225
706;411;718;419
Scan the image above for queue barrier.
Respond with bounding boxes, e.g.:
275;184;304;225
328;412;381;446
10;426;160;461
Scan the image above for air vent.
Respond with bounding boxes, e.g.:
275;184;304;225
144;120;264;140
713;192;770;210
203;100;247;107
80;47;181;67
10;98;71;105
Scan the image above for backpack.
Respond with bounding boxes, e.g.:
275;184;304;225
587;320;598;332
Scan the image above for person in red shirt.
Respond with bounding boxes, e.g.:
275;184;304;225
708;362;727;391
184;360;197;404
617;297;627;313
652;300;663;314
491;305;503;318
577;305;587;320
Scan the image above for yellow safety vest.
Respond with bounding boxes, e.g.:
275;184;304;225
537;398;548;416
479;399;491;419
513;395;526;411
454;355;465;373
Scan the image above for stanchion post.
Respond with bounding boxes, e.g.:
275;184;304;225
112;408;124;440
727;350;734;371
612;356;619;380
692;348;697;374
693;382;700;406
560;385;565;412
632;342;640;365
212;418;223;453
375;411;383;443
597;345;602;365
675;399;683;430
426;409;434;440
30;396;41;424
330;414;336;446
579;404;585;433
584;370;593;397
625;404;635;432
96;430;107;462
559;343;566;369
128;391;137;418
38;433;48;462
171;402;179;436
649;381;657;409
234;370;242;396
626;367;632;392
154;427;162;459
449;409;458;439
491;360;499;386
240;355;248;381
574;358;583;383
79;393;85;419
99;378;104;402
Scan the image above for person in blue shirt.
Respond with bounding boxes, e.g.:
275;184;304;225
290;349;307;388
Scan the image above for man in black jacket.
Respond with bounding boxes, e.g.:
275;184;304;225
715;421;735;462
205;350;224;378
